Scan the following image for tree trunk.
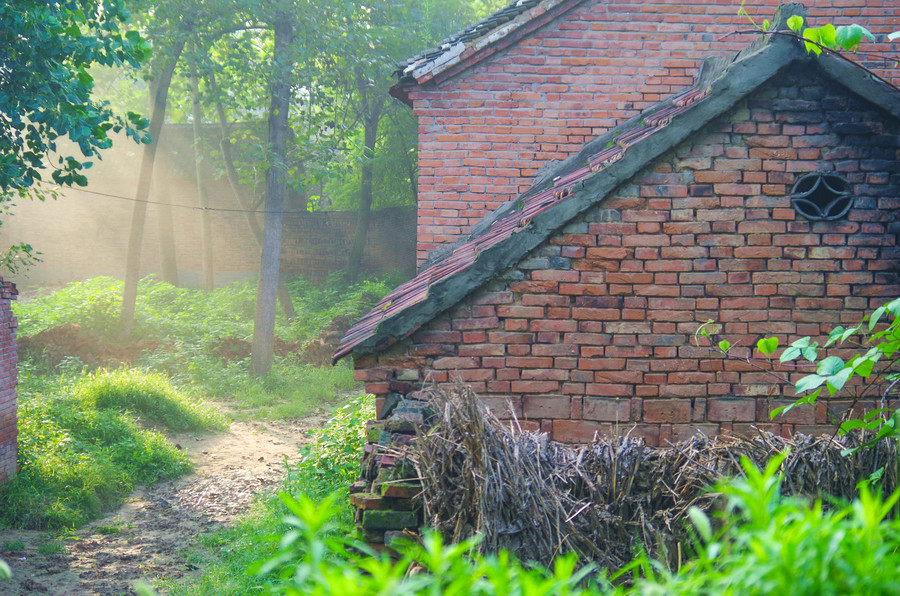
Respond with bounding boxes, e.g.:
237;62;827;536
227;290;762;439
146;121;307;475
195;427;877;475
250;12;293;376
346;103;382;282
191;67;215;291
153;78;179;286
120;40;185;339
210;73;296;320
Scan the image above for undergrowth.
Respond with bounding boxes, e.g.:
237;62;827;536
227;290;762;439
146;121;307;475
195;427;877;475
0;368;223;530
14;274;389;418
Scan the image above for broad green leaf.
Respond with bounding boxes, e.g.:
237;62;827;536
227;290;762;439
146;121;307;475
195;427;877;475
802;27;823;55
826;326;845;346
889;31;900;42
787;15;804;33
818;24;837;49
839;419;869;435
864;408;894;422
817;356;845;376
780;346;802;363
795;374;826;394
868;305;887;331
770;404;791;419
718;339;731;352
756;336;779;355
801;342;819;362
825;367;853;395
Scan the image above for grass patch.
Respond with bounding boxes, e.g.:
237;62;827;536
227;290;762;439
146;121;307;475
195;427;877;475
1;540;23;552
74;369;228;431
0;369;216;530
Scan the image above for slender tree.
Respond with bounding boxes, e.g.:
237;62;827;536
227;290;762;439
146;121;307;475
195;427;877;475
250;5;294;376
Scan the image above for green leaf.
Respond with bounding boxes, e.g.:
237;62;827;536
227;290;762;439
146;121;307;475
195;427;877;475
801;342;819;362
718;339;731;352
803;27;823;55
825;367;853;395
762;19;770;31
787;15;804;33
756;336;779;355
836;24;875;50
795;374;826;394
889;31;900;42
0;557;9;579
868;305;887;331
687;506;713;543
780;346;802;363
818;24;837;49
839;419;873;435
817;356;845;376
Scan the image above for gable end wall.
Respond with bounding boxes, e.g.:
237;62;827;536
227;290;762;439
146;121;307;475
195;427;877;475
358;69;900;445
412;0;900;264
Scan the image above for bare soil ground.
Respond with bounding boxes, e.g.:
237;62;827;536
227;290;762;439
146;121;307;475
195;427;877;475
1;414;328;595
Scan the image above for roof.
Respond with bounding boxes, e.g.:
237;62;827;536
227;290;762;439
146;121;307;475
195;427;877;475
335;5;900;363
392;0;583;102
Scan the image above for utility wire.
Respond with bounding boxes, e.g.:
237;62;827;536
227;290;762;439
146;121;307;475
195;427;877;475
36;183;318;215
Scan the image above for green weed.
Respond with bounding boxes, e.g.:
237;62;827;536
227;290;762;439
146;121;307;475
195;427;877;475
1;540;23;552
37;541;66;555
73;368;228;431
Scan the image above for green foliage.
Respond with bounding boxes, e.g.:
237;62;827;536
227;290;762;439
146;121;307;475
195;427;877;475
702;298;900;452
625;456;900;595
0;1;150;196
257;493;604;596
0;557;9;580
0;371;192;530
292;394;376;498
785;15;876;55
15;275;390;346
73;368;228;431
247;456;900;596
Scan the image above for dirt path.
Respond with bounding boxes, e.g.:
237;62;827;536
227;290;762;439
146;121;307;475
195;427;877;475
1;415;328;595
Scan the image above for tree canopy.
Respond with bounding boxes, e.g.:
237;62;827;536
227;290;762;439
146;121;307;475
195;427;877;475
0;1;150;196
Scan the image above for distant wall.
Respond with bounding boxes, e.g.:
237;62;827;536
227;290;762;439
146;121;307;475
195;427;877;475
0;280;17;485
0;125;416;288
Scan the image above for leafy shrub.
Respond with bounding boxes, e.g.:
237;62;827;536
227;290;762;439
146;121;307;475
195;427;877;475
286;393;376;499
626;454;900;595
73;368;228;431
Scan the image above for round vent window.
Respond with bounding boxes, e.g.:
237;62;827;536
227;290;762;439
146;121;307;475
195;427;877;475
790;171;853;221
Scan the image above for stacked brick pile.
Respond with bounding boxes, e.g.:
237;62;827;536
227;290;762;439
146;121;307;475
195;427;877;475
349;396;431;547
0;280;17;485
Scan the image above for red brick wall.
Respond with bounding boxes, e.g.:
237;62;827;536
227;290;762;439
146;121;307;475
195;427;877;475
0;280;17;484
410;0;900;263
356;68;900;445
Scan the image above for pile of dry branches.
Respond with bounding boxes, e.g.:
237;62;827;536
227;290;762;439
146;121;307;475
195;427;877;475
410;384;897;571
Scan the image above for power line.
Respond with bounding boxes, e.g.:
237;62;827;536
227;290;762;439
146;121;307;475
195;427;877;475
37;184;318;214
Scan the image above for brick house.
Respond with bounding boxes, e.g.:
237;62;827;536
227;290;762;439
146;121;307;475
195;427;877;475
396;0;899;265
335;7;900;445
